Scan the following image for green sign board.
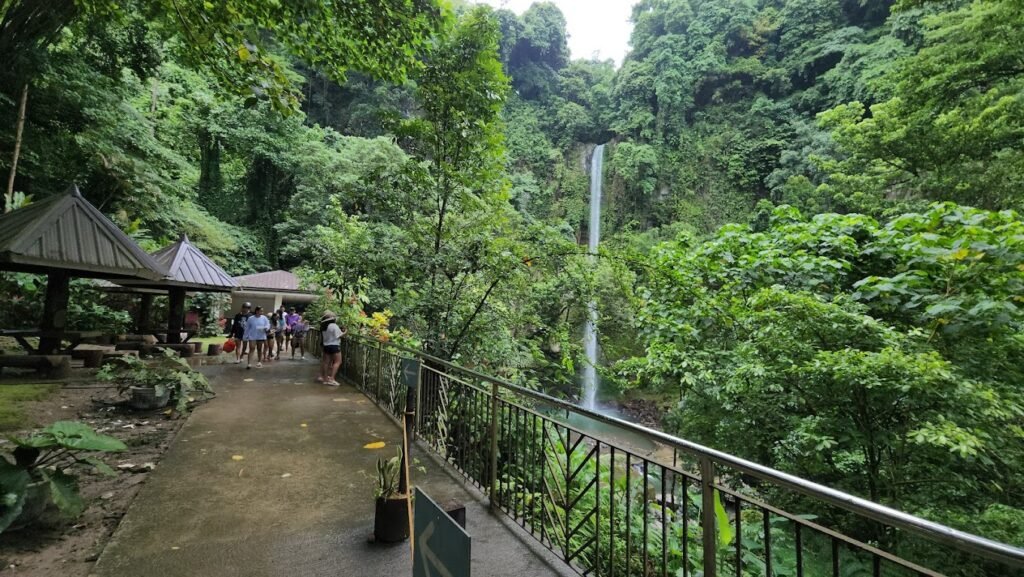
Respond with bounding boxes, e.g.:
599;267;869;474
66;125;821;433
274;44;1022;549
413;487;471;577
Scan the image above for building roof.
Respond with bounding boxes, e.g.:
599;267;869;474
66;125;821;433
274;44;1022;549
0;184;166;280
150;234;237;291
234;270;312;293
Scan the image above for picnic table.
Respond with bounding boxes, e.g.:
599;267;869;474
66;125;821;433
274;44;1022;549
0;329;104;354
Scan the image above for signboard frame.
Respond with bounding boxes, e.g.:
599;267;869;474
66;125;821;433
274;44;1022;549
412;487;471;577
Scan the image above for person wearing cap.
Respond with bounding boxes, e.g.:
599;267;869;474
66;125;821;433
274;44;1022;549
227;302;252;364
318;311;346;386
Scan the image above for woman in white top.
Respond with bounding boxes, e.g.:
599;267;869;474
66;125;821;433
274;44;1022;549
318;311;345;386
244;306;271;369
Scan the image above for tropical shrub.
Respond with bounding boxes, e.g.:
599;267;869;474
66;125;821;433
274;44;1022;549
0;421;126;533
97;351;213;413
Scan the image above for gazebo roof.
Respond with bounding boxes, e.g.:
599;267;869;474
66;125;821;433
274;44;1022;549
116;234;238;292
0;185;166;280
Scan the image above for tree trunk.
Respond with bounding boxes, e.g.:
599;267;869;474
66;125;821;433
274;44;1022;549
5;82;28;213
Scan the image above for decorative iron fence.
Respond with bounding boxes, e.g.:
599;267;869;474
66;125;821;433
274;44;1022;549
332;334;1023;577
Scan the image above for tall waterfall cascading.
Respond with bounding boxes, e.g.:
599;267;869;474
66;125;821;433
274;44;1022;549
582;144;604;410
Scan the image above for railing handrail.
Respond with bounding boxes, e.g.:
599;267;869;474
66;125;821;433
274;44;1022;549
344;334;1024;569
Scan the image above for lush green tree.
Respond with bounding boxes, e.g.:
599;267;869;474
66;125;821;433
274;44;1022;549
626;204;1024;543
0;0;443;111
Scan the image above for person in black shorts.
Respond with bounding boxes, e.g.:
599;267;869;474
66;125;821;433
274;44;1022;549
227;302;251;364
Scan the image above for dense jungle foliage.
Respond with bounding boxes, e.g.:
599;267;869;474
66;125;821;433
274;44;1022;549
1;0;1021;566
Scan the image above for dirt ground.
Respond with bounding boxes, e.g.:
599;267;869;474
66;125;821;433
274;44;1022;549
0;378;194;576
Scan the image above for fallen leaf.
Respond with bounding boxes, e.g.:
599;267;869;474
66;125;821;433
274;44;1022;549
231;455;244;461
332;398;348;402
243;378;254;382
281;473;292;478
363;441;386;449
300;423;308;428
171;547;180;551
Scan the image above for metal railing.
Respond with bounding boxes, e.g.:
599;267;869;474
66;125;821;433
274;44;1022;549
332;334;1024;577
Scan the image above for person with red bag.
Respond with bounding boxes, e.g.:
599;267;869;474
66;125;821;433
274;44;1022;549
226;302;251;364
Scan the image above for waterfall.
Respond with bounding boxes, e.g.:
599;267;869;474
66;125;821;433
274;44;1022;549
582;144;604;410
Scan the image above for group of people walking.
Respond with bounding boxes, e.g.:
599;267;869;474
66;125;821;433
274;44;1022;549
226;303;346;386
227;303;308;369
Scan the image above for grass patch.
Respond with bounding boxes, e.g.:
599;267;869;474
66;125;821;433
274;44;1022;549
0;383;60;432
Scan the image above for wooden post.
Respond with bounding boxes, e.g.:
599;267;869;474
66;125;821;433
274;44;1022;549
137;293;153;332
166;287;186;344
5;82;28;212
38;271;69;354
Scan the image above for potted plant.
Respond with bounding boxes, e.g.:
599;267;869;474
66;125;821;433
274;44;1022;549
373;447;409;543
0;421;126;533
97;349;213;412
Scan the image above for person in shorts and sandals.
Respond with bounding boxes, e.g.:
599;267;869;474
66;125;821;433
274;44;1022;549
318;311;345;386
274;310;286;359
244;306;270;369
265;312;278;362
290;315;308;360
227;302;251;364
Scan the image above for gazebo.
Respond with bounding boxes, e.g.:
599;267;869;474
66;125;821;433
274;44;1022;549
112;234;238;343
0;184;167;354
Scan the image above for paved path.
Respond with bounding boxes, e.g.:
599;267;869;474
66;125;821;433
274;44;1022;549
92;359;570;577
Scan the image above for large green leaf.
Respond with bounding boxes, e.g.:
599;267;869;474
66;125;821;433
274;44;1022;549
714;490;735;547
40;469;85;518
8;434;58;449
0;459;31;533
44;421;127;452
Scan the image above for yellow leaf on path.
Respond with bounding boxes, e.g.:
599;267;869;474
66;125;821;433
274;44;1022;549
363;441;386;450
231;455;244;461
243;378;254;382
300;423;308;428
332;398;348;402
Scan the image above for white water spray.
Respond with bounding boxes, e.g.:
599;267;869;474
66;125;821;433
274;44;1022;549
582;144;604;410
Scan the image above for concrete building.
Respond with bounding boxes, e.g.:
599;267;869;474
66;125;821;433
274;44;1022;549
230;270;317;313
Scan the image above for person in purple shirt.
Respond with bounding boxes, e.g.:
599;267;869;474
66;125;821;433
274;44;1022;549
284;307;300;351
285;307;300;328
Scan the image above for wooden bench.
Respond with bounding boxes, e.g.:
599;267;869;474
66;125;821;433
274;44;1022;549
71;349;107;368
0;355;72;378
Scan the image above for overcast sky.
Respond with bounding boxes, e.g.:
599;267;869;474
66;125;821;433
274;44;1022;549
478;0;638;66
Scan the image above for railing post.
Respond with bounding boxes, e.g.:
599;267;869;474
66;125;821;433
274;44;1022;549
413;360;423;440
375;341;383;402
700;457;717;577
488;381;500;510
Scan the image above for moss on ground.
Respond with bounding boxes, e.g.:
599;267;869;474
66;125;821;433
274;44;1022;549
0;383;60;431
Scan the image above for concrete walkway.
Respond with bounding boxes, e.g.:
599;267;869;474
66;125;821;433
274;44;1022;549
91;359;570;577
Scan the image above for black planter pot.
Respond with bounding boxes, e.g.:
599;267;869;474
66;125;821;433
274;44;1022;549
128;386;170;410
373;496;409;543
